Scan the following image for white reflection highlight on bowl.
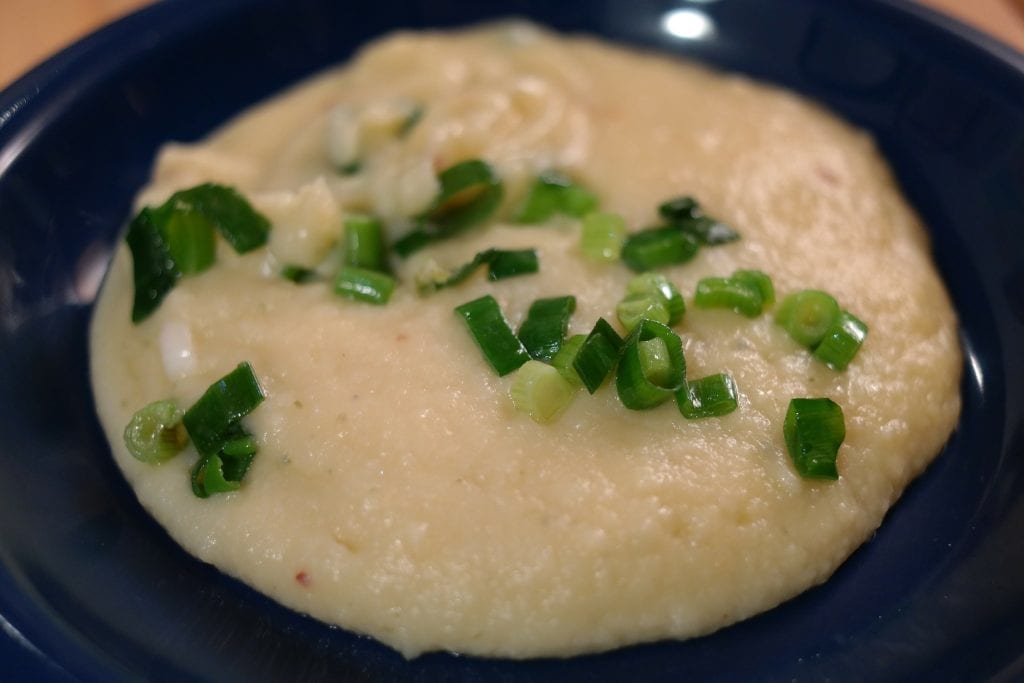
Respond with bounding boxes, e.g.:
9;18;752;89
661;8;716;40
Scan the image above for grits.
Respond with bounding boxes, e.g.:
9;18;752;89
90;23;961;658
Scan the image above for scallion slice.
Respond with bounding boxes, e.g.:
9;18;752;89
658;196;700;223
732;269;775;307
616;292;669;332
172;183;270;254
343;215;388;272
487;249;538;280
517;295;576;361
620;226;699;272
658;195;739;244
625;272;685;325
455;295;531;376
182;362;266;458
514;171;598;223
551;334;586;387
580;211;627;262
162;207;216;275
694;276;765;317
417;248;538;293
126;208;181;323
281;264;319;284
813;311;868;371
775;290;841;348
123;399;188;463
572;318;624;394
783;397;845;480
616;319;685;409
677;373;738;419
417;159;504;237
510;360;577;423
191;453;241;498
334;266;396;305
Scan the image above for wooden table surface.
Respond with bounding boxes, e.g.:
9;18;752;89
2;0;1024;89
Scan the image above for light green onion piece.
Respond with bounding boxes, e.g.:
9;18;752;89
813;311;868;371
625;272;685;325
162;208;216;276
732;269;775;308
694;276;765;317
550;334;586;388
191;453;241;498
510;360;578;423
677;373;739;419
343;214;388;272
514;171;598;223
123;399;188;464
784;397;845;479
637;337;674;387
580;211;627;262
334;266;396;305
616;292;669;332
775;290;841;347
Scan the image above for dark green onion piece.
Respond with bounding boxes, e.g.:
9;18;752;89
509;360;577;423
487;249;538;280
775;290;841;348
162;207;216;275
281;264;319;284
616;319;685;409
626;272;685;325
455;295;531;376
191;453;240;498
783;397;845;480
334;266;396;305
677;373;738;419
126;207;181;323
343;214;388;272
572;318;625;394
417;159;504;237
397;105;424;138
680;216;740;245
551;334;586;387
658;196;700;223
338;160;362;176
620;226;699;272
813;311;868;371
392;229;436;258
123;399;188;464
694;276;765;317
172;183;270;253
517;295;577;361
514;171;598;223
580;211;627;262
616;292;669;332
182;362;266;458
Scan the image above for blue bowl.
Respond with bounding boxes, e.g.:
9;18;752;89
2;0;1023;680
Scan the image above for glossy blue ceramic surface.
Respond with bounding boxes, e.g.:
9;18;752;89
1;0;1023;680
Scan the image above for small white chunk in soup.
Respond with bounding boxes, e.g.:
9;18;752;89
90;23;961;658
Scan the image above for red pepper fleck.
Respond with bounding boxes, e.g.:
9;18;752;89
295;570;311;587
396;332;409;342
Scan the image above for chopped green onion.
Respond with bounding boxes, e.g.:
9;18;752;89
172;183;270;254
658;196;700;223
625;272;685;325
580;211;627;262
775;290;841;347
616;319;685;409
487;249;538;280
620;226;699;272
732;269;775;308
572;318;624;394
392;229;437;258
126;207;181;323
509;360;577;423
162;207;216;275
517;295;576;361
281;264;318;284
397;105;424;138
514;171;598;223
183;362;266;458
813;311;868;371
221;434;258;458
551;334;586;387
677;373;738;419
343;215;388;272
191;453;240;498
417;248;538;293
455;295;531;376
334;266;396;305
616;292;669;332
123;399;188;463
338;160;362;176
783;398;845;480
694;275;765;317
416;159;504;237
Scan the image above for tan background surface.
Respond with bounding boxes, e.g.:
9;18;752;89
1;0;1023;88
